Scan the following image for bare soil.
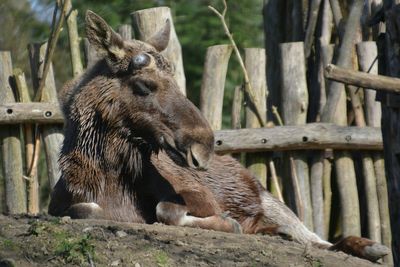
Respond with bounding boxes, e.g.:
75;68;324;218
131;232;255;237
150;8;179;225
0;214;387;267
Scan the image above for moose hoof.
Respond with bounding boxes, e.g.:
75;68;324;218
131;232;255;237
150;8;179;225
330;236;390;262
218;214;242;234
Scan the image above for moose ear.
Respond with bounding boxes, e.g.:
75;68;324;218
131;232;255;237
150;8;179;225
145;19;171;52
85;10;125;59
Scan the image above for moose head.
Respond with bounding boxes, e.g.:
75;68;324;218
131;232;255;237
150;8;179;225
83;10;214;170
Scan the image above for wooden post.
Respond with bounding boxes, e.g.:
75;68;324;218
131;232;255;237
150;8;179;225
323;156;332;238
304;0;322;58
84;38;100;67
131;7;186;95
231;85;243;130
0;51;26;213
28;43;64;189
322;0;364;122
321;0;363;238
315;3;334;236
244;48;267;188
347;74;381;242
361;39;392;264
199;45;232;130
118;24;133;40
65;1;83;77
280;42;313;230
13;70;40;215
310;42;334;239
263;0;284;121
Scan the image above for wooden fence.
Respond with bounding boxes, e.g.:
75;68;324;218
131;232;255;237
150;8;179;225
0;2;393;264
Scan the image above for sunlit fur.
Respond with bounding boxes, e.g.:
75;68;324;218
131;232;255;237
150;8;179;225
48;11;388;262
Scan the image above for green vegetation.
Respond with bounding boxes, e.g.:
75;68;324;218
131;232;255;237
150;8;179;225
1;239;17;250
27;220;48;236
55;233;95;265
155;250;171;267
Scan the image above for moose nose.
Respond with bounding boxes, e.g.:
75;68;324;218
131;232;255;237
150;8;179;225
187;143;212;170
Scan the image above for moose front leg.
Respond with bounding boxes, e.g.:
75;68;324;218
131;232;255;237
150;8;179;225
156;195;242;234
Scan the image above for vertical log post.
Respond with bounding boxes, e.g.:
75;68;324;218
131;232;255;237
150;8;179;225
280;42;313;230
0;51;26;213
14;69;40;215
263;0;284;121
199;45;232;130
118;24;133;40
315;2;334;236
244;48;267;187
321;0;364;238
131;7;186;95
231;85;243;130
65;1;83;77
357;41;392;263
84;38;100;68
28;43;64;189
347;71;381;243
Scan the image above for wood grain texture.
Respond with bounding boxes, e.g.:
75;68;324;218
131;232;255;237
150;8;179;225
118;24;132;40
84;38;100;68
65;1;83;77
14;70;40;215
358;41;392;259
28;43;64;189
356;41;382;243
131;7;186;95
199;45;232;130
325;63;400;93
214;124;382;153
0;51;26;214
280;42;313;229
244;48;267;188
0;103;63;124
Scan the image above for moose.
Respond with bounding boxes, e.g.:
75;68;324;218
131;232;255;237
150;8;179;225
48;10;389;262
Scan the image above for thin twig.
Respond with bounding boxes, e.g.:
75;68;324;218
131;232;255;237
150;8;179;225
271;106;284;126
290;157;304;221
27;127;41;178
34;0;70;102
208;1;265;127
269;159;284;202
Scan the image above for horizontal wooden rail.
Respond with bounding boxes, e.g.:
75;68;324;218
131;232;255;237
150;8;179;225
324;64;400;93
0;104;382;151
214;123;382;152
0;103;63;124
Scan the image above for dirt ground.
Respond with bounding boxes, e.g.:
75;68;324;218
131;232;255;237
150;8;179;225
0;214;388;267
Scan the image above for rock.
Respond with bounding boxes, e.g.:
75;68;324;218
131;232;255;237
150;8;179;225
0;258;16;267
116;230;127;238
60;216;71;224
110;259;121;266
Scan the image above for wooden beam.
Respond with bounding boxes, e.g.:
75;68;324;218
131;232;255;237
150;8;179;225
325;64;400;93
214;123;382;152
0;107;383;151
0;103;63;124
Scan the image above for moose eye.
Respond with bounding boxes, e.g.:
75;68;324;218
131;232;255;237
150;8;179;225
132;80;157;96
130;53;151;70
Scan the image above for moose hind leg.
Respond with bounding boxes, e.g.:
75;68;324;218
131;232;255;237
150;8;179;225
65;202;104;219
156;201;242;234
329;236;390;262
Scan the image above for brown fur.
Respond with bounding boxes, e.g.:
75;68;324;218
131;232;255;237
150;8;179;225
48;10;389;261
